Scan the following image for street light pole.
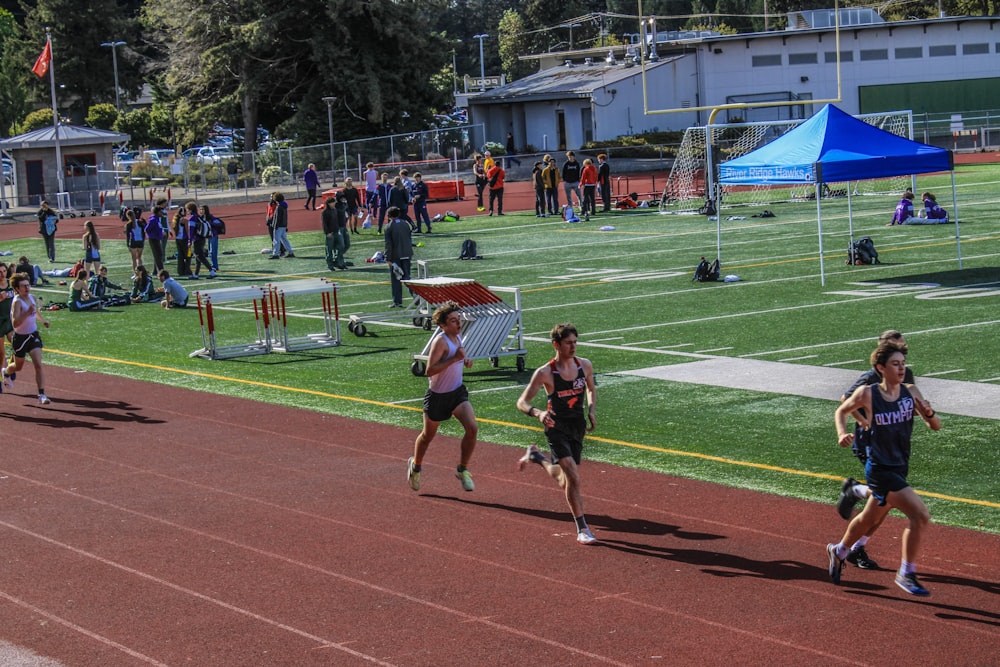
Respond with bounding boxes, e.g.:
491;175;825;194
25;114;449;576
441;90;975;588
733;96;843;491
558;23;581;50
322;96;337;184
473;34;488;92
100;40;126;112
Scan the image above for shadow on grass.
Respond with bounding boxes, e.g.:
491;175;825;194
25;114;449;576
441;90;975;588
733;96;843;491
868;267;1000;286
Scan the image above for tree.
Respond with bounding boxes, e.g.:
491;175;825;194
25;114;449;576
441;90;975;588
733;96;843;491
498;9;535;81
86;103;118;131
0;7;28;136
19;0;143;114
17;107;56;134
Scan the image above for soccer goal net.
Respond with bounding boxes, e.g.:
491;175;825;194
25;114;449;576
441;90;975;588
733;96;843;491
659;110;913;214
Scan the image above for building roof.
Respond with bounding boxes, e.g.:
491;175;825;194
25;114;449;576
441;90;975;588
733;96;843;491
0;124;130;150
472;56;684;105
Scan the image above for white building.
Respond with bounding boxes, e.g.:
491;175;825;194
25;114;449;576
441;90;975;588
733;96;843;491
469;10;1000;150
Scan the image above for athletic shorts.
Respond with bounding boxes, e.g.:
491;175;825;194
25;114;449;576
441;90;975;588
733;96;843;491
865;462;909;506
127;239;145;250
85;248;100;263
11;331;43;358
545;422;586;465
423;384;469;423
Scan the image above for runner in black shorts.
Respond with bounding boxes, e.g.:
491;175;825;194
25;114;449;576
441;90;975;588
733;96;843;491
407;302;478;493
4;273;51;404
516;323;598;545
826;338;941;596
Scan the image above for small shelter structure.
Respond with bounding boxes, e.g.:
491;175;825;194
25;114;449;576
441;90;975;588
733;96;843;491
0;125;129;210
717;104;958;284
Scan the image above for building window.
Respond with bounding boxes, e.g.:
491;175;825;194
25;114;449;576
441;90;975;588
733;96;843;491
789;52;818;65
963;43;989;55
929;44;957;57
825;51;853;63
751;54;782;67
895;46;922;59
859;49;889;61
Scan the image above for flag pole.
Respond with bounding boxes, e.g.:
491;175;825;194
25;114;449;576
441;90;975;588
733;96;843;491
45;28;65;197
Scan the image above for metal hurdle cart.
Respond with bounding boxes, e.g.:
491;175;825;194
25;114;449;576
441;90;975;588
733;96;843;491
407;280;527;376
347;260;435;337
190;284;271;360
264;278;342;352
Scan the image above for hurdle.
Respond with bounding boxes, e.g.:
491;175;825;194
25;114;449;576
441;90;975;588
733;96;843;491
190;285;271;360
407;279;526;376
265;278;342;352
347;260;435;337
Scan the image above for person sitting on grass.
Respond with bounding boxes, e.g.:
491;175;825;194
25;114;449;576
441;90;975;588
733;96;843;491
130;265;159;303
887;191;916;226
89;266;123;299
158;269;189;309
15;256;49;286
68;269;103;311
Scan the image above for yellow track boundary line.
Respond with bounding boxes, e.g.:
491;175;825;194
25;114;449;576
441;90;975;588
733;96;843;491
48;349;999;511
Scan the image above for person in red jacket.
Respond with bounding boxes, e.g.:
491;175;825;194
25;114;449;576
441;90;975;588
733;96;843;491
580;158;598;218
486;161;506;216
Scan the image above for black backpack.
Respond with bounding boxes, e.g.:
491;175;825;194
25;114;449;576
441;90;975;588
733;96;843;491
214;217;226;235
847;236;880;265
196;215;212;239
459;239;482;260
693;256;721;282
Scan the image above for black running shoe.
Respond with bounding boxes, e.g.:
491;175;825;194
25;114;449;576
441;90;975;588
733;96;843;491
846;546;879;569
837;477;860;519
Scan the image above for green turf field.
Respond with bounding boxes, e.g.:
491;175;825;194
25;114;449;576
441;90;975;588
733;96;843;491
14;164;1000;534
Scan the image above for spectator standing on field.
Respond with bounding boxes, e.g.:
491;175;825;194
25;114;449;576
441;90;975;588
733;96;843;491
363;162;378;210
172;207;191;277
383;206;412;308
487;159;505;216
268;193;295;259
342;177;362;234
387;177;412;231
303;163;320;210
200;204;224;271
561;151;582;210
186;201;216;279
532;161;546;217
541;155;560;215
36;201;58;263
580;158;598;218
411;172;431;233
81;220;102;277
123;207;146;276
375;173;393;233
597;153;611;212
144;204;166;274
472;154;487;212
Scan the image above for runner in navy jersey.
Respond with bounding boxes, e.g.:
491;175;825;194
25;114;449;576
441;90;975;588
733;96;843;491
827;338;941;596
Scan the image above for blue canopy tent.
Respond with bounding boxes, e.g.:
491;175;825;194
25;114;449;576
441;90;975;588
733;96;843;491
717;104;958;284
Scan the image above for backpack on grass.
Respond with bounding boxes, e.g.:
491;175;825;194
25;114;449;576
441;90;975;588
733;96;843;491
847;236;879;265
459;239;482;260
693;256;721;282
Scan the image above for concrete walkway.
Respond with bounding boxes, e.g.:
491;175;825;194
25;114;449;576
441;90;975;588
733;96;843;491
622;357;1000;420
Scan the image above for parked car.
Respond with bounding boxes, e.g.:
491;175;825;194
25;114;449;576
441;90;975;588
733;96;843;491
142;148;177;166
181;146;235;164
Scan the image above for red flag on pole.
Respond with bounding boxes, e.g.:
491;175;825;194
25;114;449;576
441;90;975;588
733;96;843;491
31;41;51;78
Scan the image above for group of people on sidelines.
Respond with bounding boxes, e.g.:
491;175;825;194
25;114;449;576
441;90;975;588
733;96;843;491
887;190;950;225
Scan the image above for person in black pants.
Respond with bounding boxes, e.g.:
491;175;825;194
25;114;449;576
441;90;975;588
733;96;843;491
36;201;58;262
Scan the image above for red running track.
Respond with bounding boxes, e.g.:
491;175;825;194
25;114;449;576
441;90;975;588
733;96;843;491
0;366;996;666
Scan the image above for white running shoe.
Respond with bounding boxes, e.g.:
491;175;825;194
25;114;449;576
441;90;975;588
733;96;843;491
2;368;12;389
577;528;598;545
38;393;51;405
